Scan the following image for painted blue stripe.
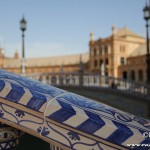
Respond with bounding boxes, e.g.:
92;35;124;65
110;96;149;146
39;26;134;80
77;111;105;134
57;100;75;111
48;108;76;122
0;80;5;91
107;121;133;144
5;84;25;103
27;91;47;111
48;100;76;122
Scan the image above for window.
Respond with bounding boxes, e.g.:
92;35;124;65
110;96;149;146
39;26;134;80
101;45;105;55
105;67;108;76
96;48;99;55
105;58;109;65
94;60;98;67
100;59;103;65
120;57;125;65
123;45;126;52
104;45;108;54
105;72;108;76
138;70;143;81
99;47;102;55
120;45;122;52
122;71;127;79
131;70;135;81
120;45;126;52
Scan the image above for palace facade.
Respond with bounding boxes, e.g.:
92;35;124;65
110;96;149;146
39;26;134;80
89;26;145;78
0;25;148;83
0;50;89;75
118;44;148;83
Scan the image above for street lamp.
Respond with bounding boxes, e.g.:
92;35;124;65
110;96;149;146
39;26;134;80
20;16;27;75
143;2;150;84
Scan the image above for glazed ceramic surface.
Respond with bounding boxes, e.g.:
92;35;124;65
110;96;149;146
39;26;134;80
0;69;149;150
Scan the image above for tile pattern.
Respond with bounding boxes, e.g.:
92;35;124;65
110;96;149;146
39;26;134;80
0;69;149;150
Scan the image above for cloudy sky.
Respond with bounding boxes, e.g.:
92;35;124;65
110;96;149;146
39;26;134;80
0;0;147;58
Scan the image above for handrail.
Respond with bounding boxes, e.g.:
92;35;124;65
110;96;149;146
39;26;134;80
28;72;150;100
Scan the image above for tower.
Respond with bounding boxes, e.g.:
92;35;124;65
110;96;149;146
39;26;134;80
14;50;19;59
112;24;116;35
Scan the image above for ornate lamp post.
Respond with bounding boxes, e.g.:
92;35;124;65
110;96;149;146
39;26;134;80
20;17;27;75
143;2;150;84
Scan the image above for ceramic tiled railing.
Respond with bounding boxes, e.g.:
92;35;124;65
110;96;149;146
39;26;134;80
0;69;149;150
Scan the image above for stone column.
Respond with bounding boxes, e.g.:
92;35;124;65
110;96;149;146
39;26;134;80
59;75;63;86
79;72;83;86
100;63;105;87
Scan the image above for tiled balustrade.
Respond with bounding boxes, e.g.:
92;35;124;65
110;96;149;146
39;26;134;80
0;69;149;150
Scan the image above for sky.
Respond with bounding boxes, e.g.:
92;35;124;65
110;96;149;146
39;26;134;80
0;0;148;58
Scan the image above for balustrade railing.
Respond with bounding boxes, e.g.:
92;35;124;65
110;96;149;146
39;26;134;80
28;72;150;99
0;69;149;150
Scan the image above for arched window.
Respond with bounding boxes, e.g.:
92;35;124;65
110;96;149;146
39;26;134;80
131;70;135;81
105;67;108;76
138;70;143;81
100;59;103;65
105;58;109;65
120;57;125;65
122;71;127;79
94;60;98;67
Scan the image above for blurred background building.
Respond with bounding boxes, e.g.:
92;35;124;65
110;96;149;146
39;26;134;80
89;25;145;81
0;25;147;83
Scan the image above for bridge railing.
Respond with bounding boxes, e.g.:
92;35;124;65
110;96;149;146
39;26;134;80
0;69;149;150
27;72;150;99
